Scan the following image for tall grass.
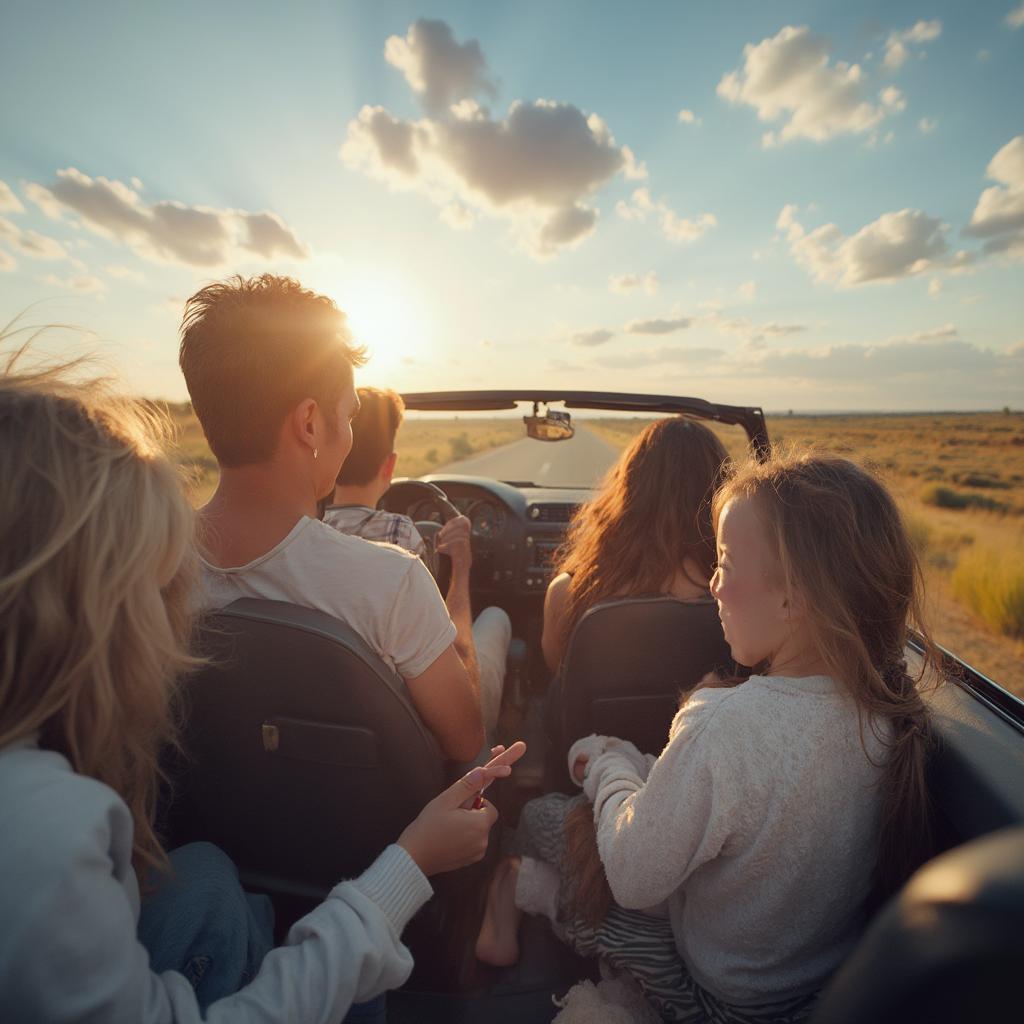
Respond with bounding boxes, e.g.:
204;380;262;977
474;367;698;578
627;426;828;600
951;546;1024;639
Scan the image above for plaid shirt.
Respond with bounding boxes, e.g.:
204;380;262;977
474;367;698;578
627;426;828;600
322;505;427;558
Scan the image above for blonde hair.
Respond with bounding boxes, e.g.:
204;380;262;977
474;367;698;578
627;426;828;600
0;344;198;879
713;451;934;901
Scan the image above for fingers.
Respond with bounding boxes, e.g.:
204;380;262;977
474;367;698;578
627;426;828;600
448;763;511;808
483;740;526;771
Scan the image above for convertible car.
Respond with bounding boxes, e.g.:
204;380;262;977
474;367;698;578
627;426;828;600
166;391;1024;1024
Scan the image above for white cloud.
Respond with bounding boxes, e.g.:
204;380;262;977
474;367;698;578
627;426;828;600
439;202;476;230
718;25;894;145
384;19;495;114
0;217;68;260
596;346;722;369
609;271;659;295
737;279;757;301
25;168;309;267
0;249;15;272
615;187;716;242
879;86;906;112
743;335;1020;385
887;323;958;344
1007;4;1024;29
103;263;146;281
918;117;938;134
343;98;629;258
241;211;308;260
928;277;942;297
571;328;615;347
625;316;692;335
964;135;1024;258
705;310;807;343
883;20;942;70
341;21;641;258
40;272;107;295
779;204;952;286
677;109;702;126
0;180;24;214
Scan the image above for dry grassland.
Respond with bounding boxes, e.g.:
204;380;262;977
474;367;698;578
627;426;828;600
589;413;1024;697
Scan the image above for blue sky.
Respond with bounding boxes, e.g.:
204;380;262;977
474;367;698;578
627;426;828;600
1;0;1021;409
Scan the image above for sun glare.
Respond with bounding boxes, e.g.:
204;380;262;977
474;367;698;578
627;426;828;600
332;271;434;371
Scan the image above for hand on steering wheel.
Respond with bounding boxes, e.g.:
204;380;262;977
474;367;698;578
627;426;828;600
379;479;461;581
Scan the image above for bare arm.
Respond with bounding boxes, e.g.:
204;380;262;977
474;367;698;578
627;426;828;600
542;572;572;674
437;516;481;694
405;645;484;762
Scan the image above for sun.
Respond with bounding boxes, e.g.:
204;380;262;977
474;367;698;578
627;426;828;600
332;270;433;370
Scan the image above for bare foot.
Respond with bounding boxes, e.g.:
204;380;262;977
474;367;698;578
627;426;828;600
475;856;522;966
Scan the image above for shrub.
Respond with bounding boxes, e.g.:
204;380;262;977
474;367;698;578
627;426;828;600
921;484;1006;512
425;447;438;464
904;512;932;556
449;432;474;460
952;547;1024;639
951;472;1010;490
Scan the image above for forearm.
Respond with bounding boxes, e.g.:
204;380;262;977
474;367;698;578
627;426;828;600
446;570;480;692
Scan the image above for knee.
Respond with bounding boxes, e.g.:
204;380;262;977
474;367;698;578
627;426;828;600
168;842;246;916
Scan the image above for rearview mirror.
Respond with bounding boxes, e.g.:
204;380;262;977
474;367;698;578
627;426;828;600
524;408;574;441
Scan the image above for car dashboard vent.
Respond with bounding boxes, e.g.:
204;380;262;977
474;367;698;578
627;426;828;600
528;503;578;523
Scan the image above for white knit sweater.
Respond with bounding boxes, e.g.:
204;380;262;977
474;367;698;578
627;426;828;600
569;674;887;1006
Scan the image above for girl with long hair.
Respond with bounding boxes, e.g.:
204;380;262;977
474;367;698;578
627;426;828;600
479;452;934;1023
0;349;519;1023
542;416;731;673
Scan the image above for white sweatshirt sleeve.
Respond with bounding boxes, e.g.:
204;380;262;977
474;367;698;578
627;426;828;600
1;763;433;1024
582;694;738;911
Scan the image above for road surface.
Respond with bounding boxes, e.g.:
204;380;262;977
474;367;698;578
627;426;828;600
438;425;619;488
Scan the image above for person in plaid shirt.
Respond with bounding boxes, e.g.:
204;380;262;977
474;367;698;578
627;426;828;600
325;388;510;738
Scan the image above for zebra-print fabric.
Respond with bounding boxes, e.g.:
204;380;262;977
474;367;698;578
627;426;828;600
513;794;819;1024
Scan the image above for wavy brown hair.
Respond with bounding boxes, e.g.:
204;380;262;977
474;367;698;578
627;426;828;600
713;452;935;902
555;417;730;650
0;344;198;880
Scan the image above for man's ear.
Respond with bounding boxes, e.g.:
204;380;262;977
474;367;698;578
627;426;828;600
290;398;319;454
380;451;398;484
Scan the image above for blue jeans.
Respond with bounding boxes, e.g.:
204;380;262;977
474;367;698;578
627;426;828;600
138;842;388;1021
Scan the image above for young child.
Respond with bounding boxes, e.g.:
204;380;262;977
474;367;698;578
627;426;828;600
478;453;934;1023
0;352;522;1022
324;384;511;739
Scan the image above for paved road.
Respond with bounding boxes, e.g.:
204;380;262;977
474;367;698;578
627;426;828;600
438;424;619;488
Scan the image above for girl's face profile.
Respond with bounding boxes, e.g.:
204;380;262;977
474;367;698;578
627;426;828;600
711;497;790;670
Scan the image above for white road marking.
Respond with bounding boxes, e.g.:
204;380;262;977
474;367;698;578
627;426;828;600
539;461;551;478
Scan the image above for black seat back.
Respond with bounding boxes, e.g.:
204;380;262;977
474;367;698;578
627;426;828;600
552;597;734;774
810;826;1024;1024
171;598;445;897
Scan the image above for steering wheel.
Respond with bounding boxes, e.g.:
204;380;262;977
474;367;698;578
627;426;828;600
379;479;460;581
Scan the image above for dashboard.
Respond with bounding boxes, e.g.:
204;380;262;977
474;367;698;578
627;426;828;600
380;474;588;598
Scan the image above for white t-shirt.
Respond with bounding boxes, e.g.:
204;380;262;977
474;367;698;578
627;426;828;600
196;516;456;680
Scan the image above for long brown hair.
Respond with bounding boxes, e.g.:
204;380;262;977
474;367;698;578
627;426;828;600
713;452;935;902
556;417;730;648
0;345;199;879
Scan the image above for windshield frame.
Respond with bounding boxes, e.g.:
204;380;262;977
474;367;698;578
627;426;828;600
401;389;771;460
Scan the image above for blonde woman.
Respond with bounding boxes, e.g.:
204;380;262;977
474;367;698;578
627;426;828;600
0;350;520;1022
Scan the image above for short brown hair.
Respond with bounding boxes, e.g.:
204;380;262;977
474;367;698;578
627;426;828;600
336;386;405;486
179;274;367;467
